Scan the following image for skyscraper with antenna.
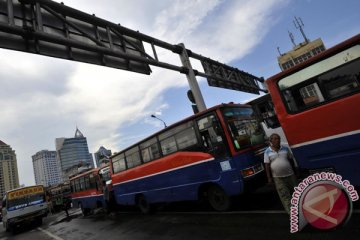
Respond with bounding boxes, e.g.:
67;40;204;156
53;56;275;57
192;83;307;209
55;127;94;180
277;17;326;71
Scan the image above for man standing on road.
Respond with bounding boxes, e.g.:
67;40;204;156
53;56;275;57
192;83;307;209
264;133;298;214
63;197;71;218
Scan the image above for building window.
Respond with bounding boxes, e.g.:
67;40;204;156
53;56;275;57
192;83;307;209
282;60;295;70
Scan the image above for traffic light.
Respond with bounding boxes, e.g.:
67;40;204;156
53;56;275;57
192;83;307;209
187;90;199;114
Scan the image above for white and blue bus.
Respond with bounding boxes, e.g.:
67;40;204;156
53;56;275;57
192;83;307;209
2;185;48;232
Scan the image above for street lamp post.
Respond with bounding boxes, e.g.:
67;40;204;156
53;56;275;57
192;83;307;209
151;114;167;128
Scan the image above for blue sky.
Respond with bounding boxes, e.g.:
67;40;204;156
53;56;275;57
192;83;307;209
0;0;359;185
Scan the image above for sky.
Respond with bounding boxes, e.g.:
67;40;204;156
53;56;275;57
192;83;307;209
0;0;359;186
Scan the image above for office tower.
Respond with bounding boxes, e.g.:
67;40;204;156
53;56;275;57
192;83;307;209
94;146;112;167
56;127;94;180
32;150;61;187
0;140;20;199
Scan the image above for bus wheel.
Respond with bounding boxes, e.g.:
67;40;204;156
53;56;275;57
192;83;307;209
137;195;153;214
5;222;10;232
35;217;43;226
207;185;231;211
80;203;89;216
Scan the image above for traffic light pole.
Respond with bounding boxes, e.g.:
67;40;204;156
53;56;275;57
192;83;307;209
178;43;207;112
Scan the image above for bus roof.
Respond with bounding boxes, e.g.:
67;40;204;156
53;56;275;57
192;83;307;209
47;182;69;190
164;102;252;129
111;102;252;158
266;33;360;85
6;185;45;200
69;164;110;180
69;168;100;180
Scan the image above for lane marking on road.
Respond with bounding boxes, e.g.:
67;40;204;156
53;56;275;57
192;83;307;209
37;227;64;240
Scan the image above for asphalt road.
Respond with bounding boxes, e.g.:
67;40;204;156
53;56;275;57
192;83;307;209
0;184;359;240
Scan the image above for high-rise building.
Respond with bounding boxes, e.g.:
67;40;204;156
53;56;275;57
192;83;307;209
277;17;326;71
0;140;20;199
56;127;94;180
94;146;112;167
32;150;61;187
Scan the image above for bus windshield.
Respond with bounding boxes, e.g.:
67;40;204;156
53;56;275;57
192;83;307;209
222;107;266;150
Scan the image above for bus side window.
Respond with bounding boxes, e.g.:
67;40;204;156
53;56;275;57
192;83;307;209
2;199;6;208
89;174;97;189
283;81;326;112
96;177;102;192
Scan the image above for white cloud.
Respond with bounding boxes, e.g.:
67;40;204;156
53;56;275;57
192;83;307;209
185;0;288;61
153;0;222;43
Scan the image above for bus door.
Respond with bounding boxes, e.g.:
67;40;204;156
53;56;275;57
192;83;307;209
196;114;228;159
90;173;102;193
248;94;281;129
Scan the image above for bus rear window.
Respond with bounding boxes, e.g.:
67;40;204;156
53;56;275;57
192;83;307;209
222;107;254;118
320;58;360;99
279;45;360;113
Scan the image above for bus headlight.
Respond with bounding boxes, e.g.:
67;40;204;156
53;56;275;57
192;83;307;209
241;163;264;178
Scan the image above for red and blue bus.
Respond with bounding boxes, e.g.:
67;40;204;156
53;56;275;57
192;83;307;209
70;166;111;215
110;103;267;212
266;33;360;185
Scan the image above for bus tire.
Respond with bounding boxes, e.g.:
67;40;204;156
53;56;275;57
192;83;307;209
5;221;10;232
11;227;16;235
207;185;231;211
136;194;153;214
35;217;43;226
96;201;103;209
79;203;90;216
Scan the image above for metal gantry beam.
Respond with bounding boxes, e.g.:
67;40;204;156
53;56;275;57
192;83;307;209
0;0;267;112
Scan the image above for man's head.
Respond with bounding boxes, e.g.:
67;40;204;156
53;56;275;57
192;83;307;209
269;133;281;148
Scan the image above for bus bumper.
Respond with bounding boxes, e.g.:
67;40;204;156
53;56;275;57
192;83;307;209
7;209;48;227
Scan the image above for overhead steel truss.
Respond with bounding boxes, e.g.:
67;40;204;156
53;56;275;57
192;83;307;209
0;0;266;111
